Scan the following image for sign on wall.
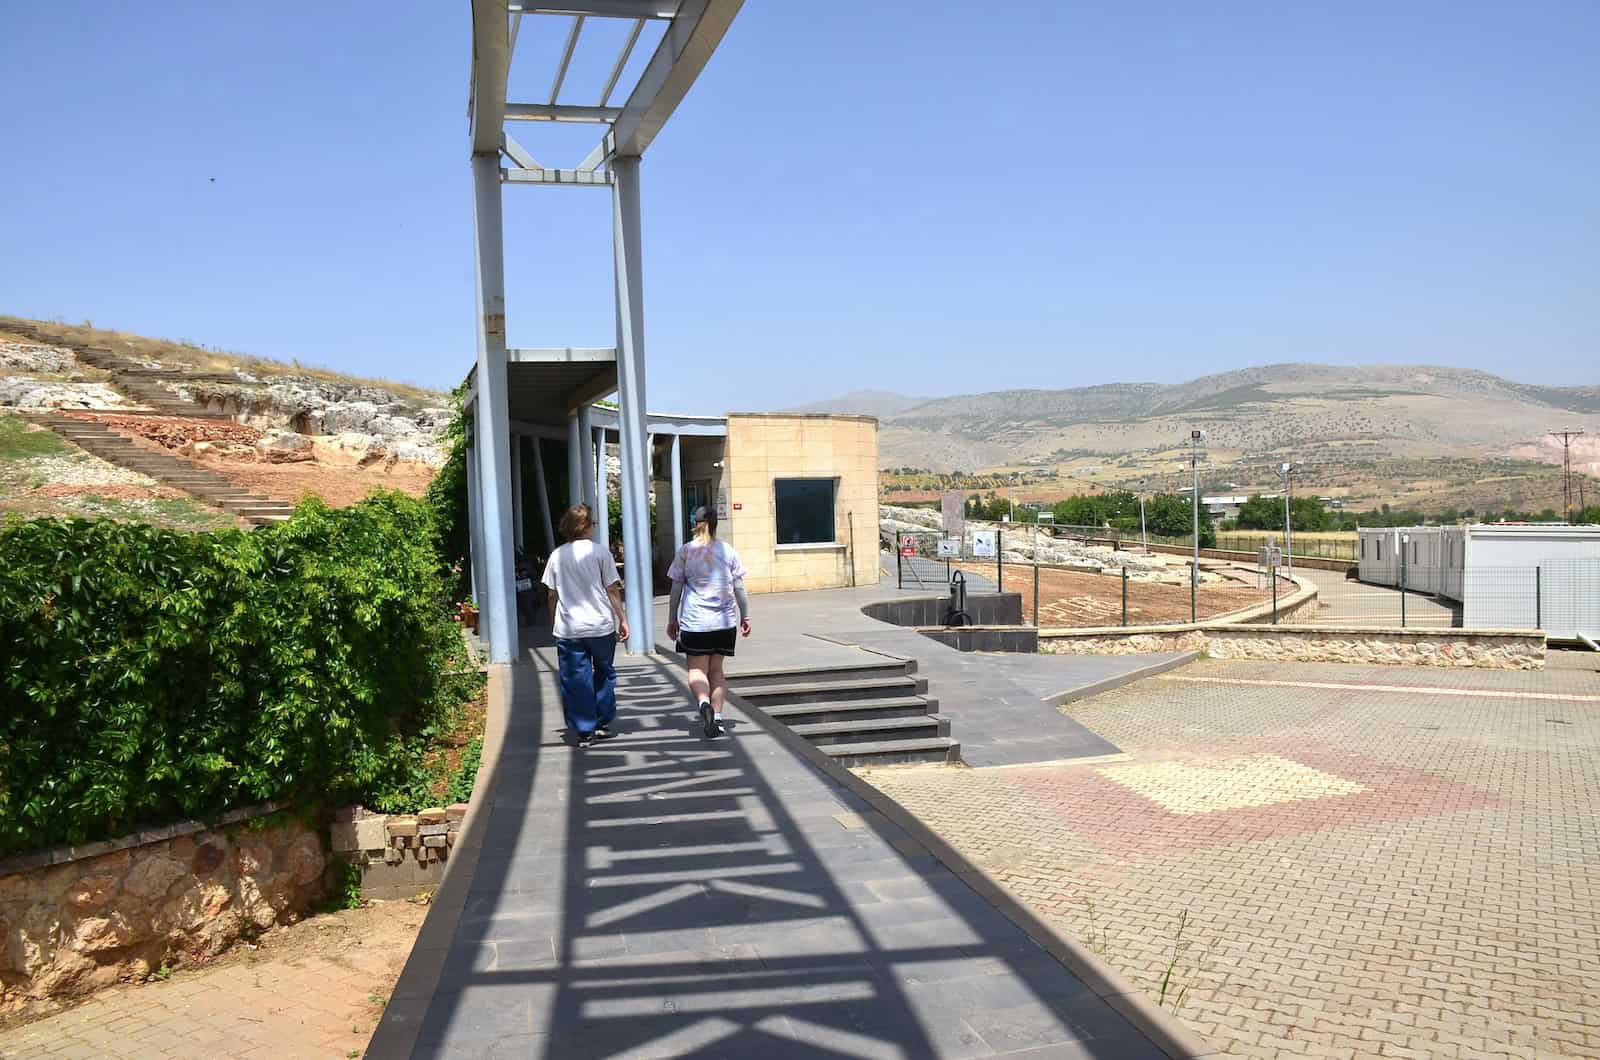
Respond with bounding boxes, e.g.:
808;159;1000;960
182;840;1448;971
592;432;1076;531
971;530;997;558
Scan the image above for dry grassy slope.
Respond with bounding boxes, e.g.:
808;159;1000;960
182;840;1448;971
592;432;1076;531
849;364;1599;475
1;316;450;407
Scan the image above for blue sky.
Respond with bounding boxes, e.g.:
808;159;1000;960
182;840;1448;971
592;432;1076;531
3;2;1596;413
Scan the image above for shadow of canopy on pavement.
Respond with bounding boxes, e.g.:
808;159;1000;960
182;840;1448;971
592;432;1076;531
368;634;1174;1058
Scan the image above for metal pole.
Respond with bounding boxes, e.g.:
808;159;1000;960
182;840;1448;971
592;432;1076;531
1140;495;1148;554
510;431;525;550
1191;441;1199;624
469;153;516;664
1033;561;1040;628
997;529;1003;595
1272;570;1278;624
530;435;556;554
669;432;685;552
1285;468;1294;581
1400;541;1408;628
1536;566;1542;629
897;545;903;590
1122;565;1128;627
610;154;656;655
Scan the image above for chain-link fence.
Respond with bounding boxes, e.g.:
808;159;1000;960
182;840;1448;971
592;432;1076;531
1317;563;1600;636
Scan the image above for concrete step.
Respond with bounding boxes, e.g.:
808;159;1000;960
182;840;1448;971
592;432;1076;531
761;696;938;727
787;714;950;747
730;658;915;690
818;737;961;767
735;675;929;707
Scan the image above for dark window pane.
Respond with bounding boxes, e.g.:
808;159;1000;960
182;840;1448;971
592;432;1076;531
774;478;835;545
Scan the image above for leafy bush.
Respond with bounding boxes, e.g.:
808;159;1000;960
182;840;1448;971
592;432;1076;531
0;492;480;857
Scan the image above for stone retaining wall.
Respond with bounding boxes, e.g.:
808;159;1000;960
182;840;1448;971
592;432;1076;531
1041;624;1545;669
0;814;324;1020
332;804;467;900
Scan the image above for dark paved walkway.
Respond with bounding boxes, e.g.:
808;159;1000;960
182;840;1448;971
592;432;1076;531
369;640;1178;1058
655;576;1192;768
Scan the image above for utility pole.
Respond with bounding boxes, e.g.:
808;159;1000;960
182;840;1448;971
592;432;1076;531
1139;478;1149;554
1280;462;1294;581
1550;428;1585;523
1190;430;1204;623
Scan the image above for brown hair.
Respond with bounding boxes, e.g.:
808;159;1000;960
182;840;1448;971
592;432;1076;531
559;504;594;542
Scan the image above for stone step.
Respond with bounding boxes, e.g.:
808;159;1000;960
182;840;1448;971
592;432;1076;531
759;696;939;727
818;737;961;767
729;658;915;690
787;714;950;747
734;675;929;707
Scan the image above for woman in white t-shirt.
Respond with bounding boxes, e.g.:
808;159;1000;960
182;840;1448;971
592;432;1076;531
666;505;751;738
541;504;630;749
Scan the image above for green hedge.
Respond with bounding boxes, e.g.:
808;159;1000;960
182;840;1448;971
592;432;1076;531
0;493;478;857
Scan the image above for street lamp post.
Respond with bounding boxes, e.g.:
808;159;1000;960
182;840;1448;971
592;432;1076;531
1280;462;1294;581
1138;478;1149;555
1189;430;1204;623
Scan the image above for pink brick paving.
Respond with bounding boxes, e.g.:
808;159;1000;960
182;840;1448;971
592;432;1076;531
861;659;1600;1058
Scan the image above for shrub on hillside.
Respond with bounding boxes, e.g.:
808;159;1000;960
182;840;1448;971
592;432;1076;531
0;493;478;857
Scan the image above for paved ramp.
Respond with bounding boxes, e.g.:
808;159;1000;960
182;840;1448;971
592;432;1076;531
368;645;1187;1058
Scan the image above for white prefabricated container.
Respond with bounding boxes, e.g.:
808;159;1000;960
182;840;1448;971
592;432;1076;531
1459;524;1600;638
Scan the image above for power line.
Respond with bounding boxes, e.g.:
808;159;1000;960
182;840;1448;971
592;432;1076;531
1549;427;1586;523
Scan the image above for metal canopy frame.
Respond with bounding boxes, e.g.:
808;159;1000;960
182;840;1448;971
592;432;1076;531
464;0;741;663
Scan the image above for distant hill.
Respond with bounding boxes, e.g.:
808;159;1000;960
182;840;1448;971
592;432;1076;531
785;390;929;420
818;363;1600;478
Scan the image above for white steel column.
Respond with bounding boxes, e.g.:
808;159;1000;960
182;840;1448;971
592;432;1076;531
566;414;583;508
466;423;484;605
510;431;525;551
595;428;611;553
470;153;517;664
531;436;556;554
611;155;654;655
577;406;597;522
669;431;684;552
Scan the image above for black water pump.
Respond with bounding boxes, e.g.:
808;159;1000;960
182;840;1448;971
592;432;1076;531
944;570;971;627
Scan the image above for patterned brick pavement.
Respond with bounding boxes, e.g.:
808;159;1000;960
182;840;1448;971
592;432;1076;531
0;902;425;1059
862;659;1600;1058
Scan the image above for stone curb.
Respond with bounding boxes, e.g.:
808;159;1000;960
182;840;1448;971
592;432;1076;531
366;664;507;1060
725;685;1221;1059
1042;650;1202;707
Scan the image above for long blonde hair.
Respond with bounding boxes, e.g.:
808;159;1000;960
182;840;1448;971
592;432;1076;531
692;509;717;545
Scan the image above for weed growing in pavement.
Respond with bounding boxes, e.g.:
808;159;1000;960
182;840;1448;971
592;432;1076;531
1156;906;1222;1014
1078;895;1113;957
368;992;387;1011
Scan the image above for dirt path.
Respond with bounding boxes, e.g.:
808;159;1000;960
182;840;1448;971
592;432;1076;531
957;561;1272;625
0;901;427;1059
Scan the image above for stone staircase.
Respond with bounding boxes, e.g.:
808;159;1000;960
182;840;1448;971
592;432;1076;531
70;345;237;419
32;414;294;527
733;657;960;766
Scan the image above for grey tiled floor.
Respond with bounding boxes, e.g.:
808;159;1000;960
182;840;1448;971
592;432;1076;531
655;574;1189;767
371;644;1167;1058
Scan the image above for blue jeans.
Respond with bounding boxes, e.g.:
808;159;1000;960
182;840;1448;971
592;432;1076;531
556;635;617;736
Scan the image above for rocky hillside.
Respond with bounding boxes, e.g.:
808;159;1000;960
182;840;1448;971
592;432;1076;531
0;317;452;468
808;364;1600;481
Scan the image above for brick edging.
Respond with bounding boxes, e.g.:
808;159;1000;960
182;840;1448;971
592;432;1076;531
724;685;1220;1059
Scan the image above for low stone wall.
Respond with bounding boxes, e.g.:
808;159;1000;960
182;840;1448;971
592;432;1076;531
1041;624;1545;669
0;813;324;1019
332;804;467;901
862;592;1023;628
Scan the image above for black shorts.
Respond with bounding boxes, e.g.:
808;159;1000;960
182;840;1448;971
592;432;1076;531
677;627;737;657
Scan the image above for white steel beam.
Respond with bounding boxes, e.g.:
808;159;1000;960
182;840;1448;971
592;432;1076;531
577;405;598;515
531;435;557;553
608;0;742;159
470;153;518;663
566;366;619;413
567;414;584;507
511;2;679;18
502;167;615;187
600;19;646;106
548;15;585;103
510;346;617;363
670;432;684;552
501;133;542;170
468;0;511;156
610;155;655;654
506;103;620;123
